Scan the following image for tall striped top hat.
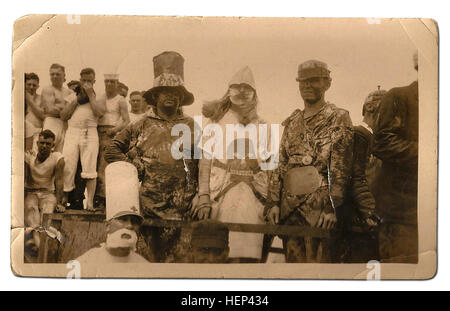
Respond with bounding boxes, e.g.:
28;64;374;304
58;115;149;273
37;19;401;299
296;60;331;81
143;51;194;106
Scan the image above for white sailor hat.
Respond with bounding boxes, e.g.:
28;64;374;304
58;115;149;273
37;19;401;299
104;73;120;80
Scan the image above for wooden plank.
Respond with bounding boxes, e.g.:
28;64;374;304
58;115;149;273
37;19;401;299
38;212;377;263
142;219;332;238
59;219;106;263
49;210;106;222
37;212;106;263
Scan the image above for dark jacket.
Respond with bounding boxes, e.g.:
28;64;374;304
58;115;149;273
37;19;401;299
372;81;418;224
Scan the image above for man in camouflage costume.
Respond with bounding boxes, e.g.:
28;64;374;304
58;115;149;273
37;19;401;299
372;53;419;263
105;51;198;262
266;60;353;263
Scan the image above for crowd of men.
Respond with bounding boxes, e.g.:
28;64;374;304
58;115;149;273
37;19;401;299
23;51;418;264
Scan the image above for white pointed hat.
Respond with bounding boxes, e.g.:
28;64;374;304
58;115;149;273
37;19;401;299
228;66;256;90
105;161;142;221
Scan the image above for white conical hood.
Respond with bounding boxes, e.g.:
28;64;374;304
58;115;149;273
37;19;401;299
228;66;256;90
105;161;141;221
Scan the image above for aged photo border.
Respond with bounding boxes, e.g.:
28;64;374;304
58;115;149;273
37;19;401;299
10;15;438;279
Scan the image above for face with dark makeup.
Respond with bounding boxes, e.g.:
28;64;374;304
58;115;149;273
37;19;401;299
154;88;184;117
298;77;330;105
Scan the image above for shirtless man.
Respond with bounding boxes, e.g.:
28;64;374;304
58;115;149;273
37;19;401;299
41;64;74;152
95;74;130;209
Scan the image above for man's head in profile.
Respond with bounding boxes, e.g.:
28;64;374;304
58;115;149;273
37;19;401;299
191;220;229;263
117;82;129;98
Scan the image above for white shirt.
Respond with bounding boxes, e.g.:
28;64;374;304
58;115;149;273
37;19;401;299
129;112;146;124
98;94;124;126
67;93;98;128
25;151;63;191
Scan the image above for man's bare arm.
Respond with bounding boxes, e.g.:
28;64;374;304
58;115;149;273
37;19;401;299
88;92;106;117
41;87;60;118
25;94;45;121
60;99;78;121
112;98;130;134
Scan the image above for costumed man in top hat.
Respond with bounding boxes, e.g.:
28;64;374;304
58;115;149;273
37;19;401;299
104;51;199;262
372;52;419;263
266;60;354;263
76;161;148;264
197;66;270;263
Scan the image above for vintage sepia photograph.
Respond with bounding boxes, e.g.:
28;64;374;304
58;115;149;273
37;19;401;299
10;15;438;279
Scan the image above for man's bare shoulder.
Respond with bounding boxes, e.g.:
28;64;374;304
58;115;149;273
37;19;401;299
41;85;54;94
97;93;107;102
62;86;74;96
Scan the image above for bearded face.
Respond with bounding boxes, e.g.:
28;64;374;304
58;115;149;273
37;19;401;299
105;215;140;256
229;83;255;106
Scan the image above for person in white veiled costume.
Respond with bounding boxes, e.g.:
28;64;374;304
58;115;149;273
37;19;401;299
195;66;271;263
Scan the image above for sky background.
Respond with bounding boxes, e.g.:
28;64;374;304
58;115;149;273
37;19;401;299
18;16;418;127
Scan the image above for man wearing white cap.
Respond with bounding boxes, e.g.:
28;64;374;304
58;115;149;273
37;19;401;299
60;67;106;211
76;162;148;263
95;73;130;209
266;60;353;263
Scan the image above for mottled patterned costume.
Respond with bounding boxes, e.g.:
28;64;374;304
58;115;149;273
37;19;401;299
268;103;353;262
104;108;198;262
